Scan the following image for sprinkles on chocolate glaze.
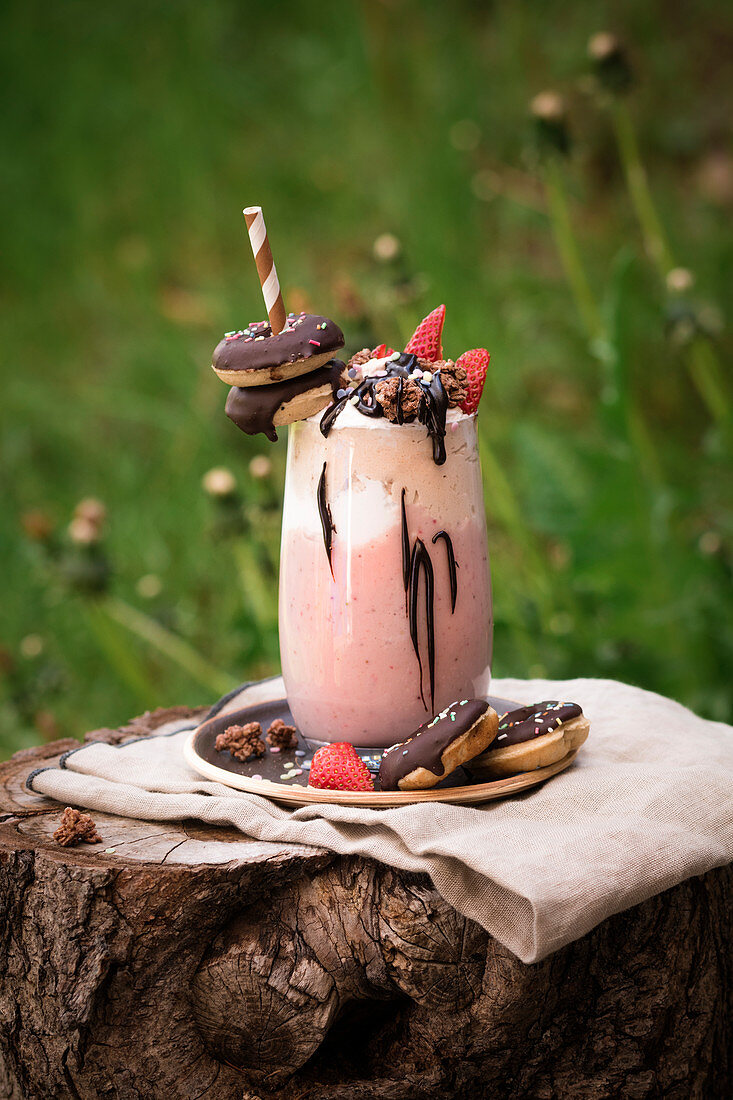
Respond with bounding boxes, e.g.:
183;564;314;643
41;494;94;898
213;312;344;376
490;701;583;749
320;351;450;465
379;698;489;790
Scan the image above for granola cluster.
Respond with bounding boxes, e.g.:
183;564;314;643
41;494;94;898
347;347;376;370
53;807;102;848
374;377;423;421
266;718;298;751
215;722;265;762
433;359;468;406
374;359;468;424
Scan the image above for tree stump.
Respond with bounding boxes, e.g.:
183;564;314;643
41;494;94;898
1;707;730;1100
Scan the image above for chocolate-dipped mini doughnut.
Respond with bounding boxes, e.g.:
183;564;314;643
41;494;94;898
225;361;345;442
212;312;344;387
379;699;499;792
469;701;589;778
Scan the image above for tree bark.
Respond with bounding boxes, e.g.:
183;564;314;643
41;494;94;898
0;707;730;1100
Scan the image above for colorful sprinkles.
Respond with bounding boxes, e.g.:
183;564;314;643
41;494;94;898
490;701;583;750
220;311;310;344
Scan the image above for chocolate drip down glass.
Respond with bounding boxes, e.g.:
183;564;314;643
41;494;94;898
279;406;492;747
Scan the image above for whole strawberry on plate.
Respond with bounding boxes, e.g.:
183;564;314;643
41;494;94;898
308;742;374;793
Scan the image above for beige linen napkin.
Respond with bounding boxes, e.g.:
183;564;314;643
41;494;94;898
27;676;733;963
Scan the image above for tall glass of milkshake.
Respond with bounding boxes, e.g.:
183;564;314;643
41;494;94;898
279;347;492;747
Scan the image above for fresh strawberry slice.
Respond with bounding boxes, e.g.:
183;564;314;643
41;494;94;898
308;743;374;792
404;305;446;361
457;349;490;414
372;343;395;358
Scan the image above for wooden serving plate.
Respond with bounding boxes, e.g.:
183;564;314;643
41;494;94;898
184;677;579;807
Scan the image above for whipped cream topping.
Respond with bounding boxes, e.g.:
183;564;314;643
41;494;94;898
311;401;471;431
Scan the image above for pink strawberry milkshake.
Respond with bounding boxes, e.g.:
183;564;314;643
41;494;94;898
279;404;492;746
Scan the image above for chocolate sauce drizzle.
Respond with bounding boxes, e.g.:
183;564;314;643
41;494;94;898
320;352;450;465
408;539;435;711
490;701;583;749
401;489;410;613
400;492;459;712
432;531;458;612
317;462;336;579
226;361;344;442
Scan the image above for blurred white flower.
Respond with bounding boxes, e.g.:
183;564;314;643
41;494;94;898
372;233;401;263
666;267;695;294
136;574;162;599
530;91;566;122
202;467;237;497
20;634;44;659
72;498;106;542
68;516;101;545
74;498;106;524
249;455;273;480
588;32;620;61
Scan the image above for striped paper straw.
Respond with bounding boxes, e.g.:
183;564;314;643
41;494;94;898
243;206;287;335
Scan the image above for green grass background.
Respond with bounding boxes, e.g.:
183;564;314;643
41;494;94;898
1;0;731;756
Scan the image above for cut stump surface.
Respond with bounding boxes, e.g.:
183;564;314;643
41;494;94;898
0;706;730;1099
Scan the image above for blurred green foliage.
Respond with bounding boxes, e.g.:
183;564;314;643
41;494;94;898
1;0;731;757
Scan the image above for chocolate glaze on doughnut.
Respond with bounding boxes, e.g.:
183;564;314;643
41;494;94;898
225;360;344;442
213;312;344;376
379;698;489;790
490;701;582;749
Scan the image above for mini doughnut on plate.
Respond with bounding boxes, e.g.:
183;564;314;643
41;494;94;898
183;681;584;807
379;699;500;792
470;703;590;778
212;312;345;387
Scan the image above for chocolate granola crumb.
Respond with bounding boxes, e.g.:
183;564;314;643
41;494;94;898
266;718;298;751
347;348;374;370
430;359;467;407
215;722;265;762
374;377;423;422
53;807;102;848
